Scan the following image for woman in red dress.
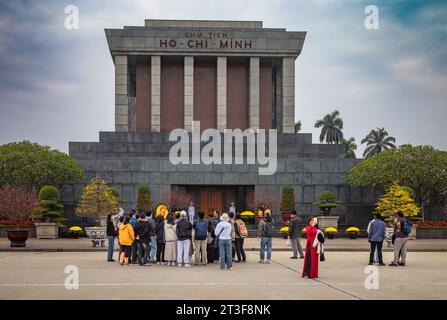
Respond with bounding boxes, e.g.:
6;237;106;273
302;217;319;278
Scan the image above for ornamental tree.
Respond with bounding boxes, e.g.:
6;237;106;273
246;191;278;212
313;190;341;215
75;177;119;219
348;144;447;208
0;140;84;189
136;184;152;213
0;185;39;227
38;186;64;223
375;183;420;217
280;185;296;212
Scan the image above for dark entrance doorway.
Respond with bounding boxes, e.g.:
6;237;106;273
174;185;254;219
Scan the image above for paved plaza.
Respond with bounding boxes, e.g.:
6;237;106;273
0;250;446;300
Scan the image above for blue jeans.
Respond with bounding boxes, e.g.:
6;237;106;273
219;239;233;269
137;240;150;264
149;236;157;262
107;236;115;260
260;237;272;261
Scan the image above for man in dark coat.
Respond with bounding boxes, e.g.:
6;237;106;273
288;211;304;259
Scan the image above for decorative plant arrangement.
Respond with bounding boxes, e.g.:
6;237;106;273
0;185;39;247
313;191;341;216
240;211;255;224
137;184;152;213
280;185;296;223
324;227;337;239
69;226;83;239
346;226;360;239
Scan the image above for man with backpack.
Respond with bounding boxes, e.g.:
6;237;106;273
235;213;248;262
193;211;210;265
134;212;151;266
207;211;219;263
389;211;411;267
258;210;275;264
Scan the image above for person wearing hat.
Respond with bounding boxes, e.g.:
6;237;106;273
214;213;233;270
176;210;193;267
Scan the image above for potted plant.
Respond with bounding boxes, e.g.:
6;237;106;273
280;226;289;239
240;211;255;224
0;185;39;247
280;185;296;223
137;184;152;217
301;227;307;239
324;227;337;239
313;191;341;229
346;226;360;239
69;226;82;239
245;191;278;224
35;186;64;239
75;177;119;247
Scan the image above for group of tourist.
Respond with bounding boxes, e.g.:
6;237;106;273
367;211;411;267
106;204;255;270
106;203;411;278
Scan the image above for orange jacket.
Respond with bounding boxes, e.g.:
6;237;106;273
119;223;135;246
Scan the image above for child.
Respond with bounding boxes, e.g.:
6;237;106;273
119;216;135;266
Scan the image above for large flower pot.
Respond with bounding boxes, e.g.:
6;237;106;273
281;212;292;223
35;223;59;239
348;232;358;239
85;227;107;247
7;229;29;247
317;216;339;230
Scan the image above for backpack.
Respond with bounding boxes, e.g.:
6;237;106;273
237;220;248;238
262;221;274;237
401;218;412;235
195;220;209;240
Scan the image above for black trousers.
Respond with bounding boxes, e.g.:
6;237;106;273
369;241;383;263
156;242;165;262
235;238;246;261
131;241;138;263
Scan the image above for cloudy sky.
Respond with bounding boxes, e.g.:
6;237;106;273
0;0;446;157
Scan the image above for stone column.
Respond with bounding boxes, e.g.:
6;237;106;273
184;56;194;131
217;57;227;131
151;56;161;132
249;57;260;130
282;57;295;133
115;55;128;132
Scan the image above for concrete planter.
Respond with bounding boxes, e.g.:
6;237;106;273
415;228;447;239
317;216;339;230
85;227;107;247
35;223;59;239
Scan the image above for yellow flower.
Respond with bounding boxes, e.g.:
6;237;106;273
325;227;337;233
280;226;289;232
69;226;82;232
240;211;255;216
346;227;360;233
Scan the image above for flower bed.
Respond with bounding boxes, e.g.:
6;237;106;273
416;221;447;228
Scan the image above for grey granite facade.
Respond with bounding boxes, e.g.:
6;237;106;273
63;132;378;227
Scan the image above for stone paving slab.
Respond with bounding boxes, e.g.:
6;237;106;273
1;238;447;252
0;251;446;299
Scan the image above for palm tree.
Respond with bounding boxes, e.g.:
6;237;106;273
342;137;357;159
361;127;396;158
294;121;302;133
314;110;344;144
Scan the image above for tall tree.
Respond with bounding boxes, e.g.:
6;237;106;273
294;121;302;133
361;127;396;158
314;110;344;144
348;144;447;209
342;137;357;159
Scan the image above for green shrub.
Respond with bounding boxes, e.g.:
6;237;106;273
38;186;64;223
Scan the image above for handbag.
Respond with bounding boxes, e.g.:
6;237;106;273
320;251;325;262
